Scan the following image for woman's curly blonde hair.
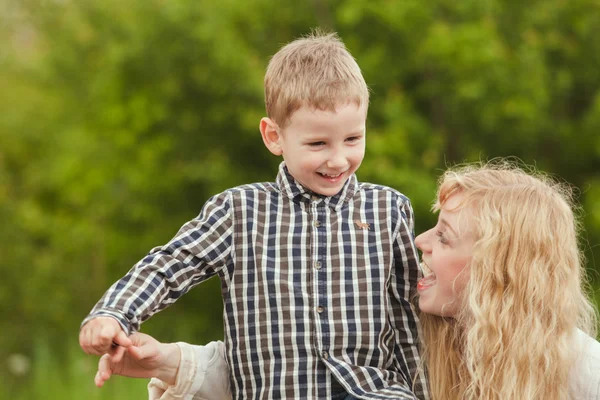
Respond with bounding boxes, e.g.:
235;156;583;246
418;160;597;399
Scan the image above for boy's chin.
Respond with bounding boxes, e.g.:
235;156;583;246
310;185;344;197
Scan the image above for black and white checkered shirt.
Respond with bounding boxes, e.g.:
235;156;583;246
84;163;429;399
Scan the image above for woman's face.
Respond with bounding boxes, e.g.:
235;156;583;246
415;192;476;317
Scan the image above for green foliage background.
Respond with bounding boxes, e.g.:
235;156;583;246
1;0;599;398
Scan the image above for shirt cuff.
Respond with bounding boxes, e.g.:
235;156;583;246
80;309;132;335
147;342;201;400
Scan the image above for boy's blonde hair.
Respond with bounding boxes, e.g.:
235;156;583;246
419;160;598;399
264;31;369;127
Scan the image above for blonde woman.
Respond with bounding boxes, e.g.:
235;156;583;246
415;162;599;399
94;161;600;399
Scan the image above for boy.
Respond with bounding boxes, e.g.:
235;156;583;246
80;31;428;399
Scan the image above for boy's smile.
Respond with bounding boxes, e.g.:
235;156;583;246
262;103;367;197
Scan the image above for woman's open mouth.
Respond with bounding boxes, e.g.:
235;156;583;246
417;261;437;291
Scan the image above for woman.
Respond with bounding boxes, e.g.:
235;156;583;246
415;162;599;399
95;161;600;399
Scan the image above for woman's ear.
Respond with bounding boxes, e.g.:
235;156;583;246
260;117;283;156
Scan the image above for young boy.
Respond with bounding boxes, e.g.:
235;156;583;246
80;31;428;400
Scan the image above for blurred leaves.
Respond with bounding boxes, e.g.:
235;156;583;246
1;0;600;395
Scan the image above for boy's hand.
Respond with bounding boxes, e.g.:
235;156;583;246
79;316;133;360
94;332;181;387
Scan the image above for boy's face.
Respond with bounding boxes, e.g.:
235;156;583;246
272;103;367;197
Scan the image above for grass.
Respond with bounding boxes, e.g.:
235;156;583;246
2;340;148;400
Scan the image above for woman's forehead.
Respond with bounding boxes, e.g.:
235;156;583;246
440;192;466;213
440;193;475;239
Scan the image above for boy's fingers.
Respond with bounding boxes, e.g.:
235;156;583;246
80;317;126;355
91;325;118;354
107;330;132;363
79;330;89;354
80;326;99;355
79;329;88;352
113;330;133;347
85;329;105;355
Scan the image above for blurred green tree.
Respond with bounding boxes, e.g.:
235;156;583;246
1;0;599;395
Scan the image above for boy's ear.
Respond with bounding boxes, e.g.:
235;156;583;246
260;117;283;156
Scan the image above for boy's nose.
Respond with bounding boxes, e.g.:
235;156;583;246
326;152;348;170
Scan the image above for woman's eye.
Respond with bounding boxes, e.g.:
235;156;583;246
436;230;448;245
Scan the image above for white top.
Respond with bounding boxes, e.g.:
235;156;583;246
148;341;230;400
148;331;600;400
569;329;600;399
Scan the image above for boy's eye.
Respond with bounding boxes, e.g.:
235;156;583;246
308;141;326;147
346;136;360;142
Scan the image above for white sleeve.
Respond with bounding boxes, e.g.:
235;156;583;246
569;330;600;400
148;341;231;400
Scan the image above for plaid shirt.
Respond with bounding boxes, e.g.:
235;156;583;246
84;163;429;399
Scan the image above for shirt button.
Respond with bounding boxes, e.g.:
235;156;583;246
313;220;321;227
314;261;322;270
311;195;319;202
322;351;329;360
316;306;324;313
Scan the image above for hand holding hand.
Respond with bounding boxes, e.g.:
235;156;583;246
94;332;181;388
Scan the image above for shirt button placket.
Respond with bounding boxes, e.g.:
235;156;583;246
312;199;329;366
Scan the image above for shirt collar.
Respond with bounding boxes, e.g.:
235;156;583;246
275;162;358;210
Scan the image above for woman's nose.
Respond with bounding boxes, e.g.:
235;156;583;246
415;229;431;252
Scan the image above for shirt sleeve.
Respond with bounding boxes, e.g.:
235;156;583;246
81;191;233;334
147;341;231;400
569;330;600;400
389;197;430;400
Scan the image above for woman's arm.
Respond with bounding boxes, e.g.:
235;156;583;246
94;332;231;400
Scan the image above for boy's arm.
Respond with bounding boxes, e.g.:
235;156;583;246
81;191;233;342
389;198;430;400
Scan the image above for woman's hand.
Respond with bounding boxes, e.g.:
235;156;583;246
94;332;181;387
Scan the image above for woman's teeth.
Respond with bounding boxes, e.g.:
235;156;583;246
417;261;437;291
420;261;433;276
